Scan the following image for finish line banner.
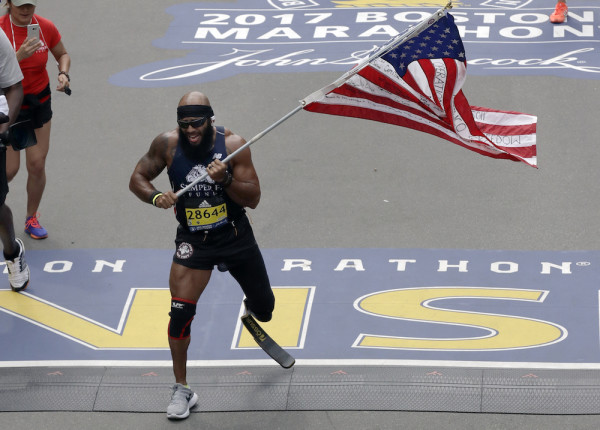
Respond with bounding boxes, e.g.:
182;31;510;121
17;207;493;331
0;248;599;367
110;0;599;87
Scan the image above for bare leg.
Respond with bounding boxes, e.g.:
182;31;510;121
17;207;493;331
0;203;16;257
25;121;51;217
5;145;20;183
169;336;191;384
168;262;212;385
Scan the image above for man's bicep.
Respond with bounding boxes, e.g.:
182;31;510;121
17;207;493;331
231;148;259;184
139;134;171;179
135;152;166;181
227;135;258;182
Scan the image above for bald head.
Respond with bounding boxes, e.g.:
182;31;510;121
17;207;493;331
178;91;210;107
177;91;215;122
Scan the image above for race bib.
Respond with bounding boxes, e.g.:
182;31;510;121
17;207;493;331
185;199;228;231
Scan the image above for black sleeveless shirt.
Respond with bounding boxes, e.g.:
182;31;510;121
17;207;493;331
167;126;244;232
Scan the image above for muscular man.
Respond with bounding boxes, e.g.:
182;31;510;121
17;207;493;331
0;29;29;291
129;91;275;420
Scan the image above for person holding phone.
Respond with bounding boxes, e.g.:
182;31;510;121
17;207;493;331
0;0;71;239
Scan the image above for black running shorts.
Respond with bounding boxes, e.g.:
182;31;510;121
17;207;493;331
173;214;257;270
172;214;275;318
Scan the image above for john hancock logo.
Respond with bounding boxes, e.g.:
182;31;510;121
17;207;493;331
109;0;599;88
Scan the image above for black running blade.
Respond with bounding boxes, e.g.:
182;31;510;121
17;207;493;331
241;313;295;369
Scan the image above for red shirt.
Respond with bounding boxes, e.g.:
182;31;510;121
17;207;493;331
0;14;61;96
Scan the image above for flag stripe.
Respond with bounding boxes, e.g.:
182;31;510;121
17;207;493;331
304;101;518;161
335;76;448;130
472;106;538;126
418;59;442;108
365;60;444;117
304;92;511;157
477;122;537;137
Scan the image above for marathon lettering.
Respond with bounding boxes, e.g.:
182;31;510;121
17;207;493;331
278;258;579;274
191;10;595;42
0;257;585;275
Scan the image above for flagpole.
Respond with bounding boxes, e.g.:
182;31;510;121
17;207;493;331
301;1;453;106
176;2;453;197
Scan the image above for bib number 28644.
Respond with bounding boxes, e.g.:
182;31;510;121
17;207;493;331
186;203;227;228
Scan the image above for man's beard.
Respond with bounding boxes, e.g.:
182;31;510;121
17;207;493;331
178;127;214;161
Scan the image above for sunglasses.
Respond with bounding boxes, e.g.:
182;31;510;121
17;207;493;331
177;117;208;129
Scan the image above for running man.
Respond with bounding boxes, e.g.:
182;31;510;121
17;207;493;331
129;91;275;420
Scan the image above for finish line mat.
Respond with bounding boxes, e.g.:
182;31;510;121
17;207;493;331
3;365;600;414
0;248;598;367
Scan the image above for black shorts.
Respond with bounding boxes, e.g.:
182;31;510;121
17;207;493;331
34;96;53;127
173;214;258;270
19;88;53;129
173;214;275;319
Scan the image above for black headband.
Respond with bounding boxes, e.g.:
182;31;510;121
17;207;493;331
177;104;214;120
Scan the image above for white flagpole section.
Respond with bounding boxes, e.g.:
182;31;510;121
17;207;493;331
176;2;453;197
300;2;453;106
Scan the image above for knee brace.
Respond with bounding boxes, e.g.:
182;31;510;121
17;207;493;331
168;298;197;339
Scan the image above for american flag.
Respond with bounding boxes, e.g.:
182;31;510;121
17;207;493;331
302;12;538;168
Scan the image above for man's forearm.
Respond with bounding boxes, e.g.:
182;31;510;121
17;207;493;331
2;82;23;132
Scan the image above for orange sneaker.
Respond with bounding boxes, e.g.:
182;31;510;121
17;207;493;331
550;2;568;23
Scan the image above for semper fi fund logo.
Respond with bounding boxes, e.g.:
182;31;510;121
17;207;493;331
109;0;600;88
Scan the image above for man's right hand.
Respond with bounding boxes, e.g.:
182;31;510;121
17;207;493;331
155;191;178;209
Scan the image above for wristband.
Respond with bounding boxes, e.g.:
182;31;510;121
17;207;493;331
58;71;70;81
219;171;233;188
150;191;163;206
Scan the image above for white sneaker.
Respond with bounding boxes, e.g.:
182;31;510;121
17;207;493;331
6;238;30;292
166;383;198;420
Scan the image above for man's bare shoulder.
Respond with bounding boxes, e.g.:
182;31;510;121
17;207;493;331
155;129;179;145
150;129;179;163
223;127;246;152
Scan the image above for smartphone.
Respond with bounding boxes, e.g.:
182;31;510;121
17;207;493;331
27;24;40;42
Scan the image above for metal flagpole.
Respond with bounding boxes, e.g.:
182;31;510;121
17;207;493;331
176;2;453;197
